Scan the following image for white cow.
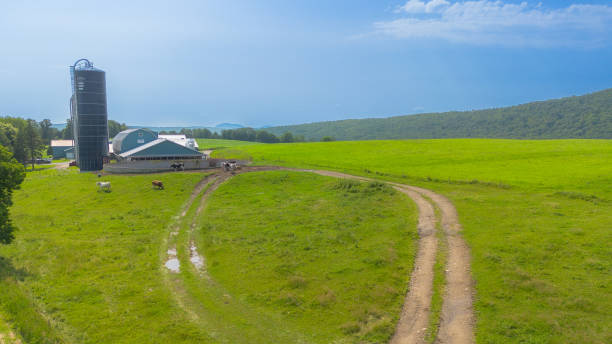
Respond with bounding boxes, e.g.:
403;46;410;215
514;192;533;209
96;181;111;192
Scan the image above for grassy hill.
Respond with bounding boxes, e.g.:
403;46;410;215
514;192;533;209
215;139;612;343
266;89;612;140
3;139;611;343
0;168;416;343
195;172;416;343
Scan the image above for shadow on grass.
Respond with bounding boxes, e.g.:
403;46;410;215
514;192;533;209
0;256;64;344
0;256;29;282
25;167;54;172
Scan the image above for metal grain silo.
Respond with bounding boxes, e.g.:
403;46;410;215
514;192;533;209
70;59;109;171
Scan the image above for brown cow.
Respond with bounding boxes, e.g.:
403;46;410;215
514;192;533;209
152;180;164;189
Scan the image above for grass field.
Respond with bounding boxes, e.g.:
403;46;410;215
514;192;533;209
212;139;612;197
194;172;417;343
195;139;260;151
0;169;207;343
0;313;20;344
215;139;612;343
0;167;418;343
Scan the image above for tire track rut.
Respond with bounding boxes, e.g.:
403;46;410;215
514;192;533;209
305;170;475;344
164;167;474;343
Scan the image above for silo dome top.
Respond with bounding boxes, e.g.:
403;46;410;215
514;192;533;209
73;58;103;71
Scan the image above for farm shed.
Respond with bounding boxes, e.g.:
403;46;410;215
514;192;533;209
159;134;199;150
50;140;74;158
112;128;158;155
118;138;205;161
64;147;75;159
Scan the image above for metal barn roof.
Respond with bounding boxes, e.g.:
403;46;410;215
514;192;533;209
51;140;74;147
159;134;199;149
119;138;203;159
112;128;157;154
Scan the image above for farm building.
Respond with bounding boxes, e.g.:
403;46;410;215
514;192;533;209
111;128;205;162
118;138;205;161
112;128;158;154
103;128;212;173
158;134;199;150
64;147;75;159
51;140;111;159
50;140;74;158
105;130;207;173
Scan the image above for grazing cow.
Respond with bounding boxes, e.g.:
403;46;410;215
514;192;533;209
170;162;184;171
222;161;239;171
152;180;164;190
96;181;111;192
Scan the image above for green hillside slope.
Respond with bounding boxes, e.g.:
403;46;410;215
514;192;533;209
267;88;612;140
215;139;612;343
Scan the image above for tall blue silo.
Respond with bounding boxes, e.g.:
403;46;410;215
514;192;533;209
70;59;109;171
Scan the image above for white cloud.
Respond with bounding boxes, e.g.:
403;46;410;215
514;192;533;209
377;1;612;47
399;0;450;14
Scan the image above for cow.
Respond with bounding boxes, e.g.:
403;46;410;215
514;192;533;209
222;161;239;171
96;181;111;192
152;180;164;190
170;162;184;171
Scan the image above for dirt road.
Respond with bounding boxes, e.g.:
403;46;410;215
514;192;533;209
165;167;475;343
0;330;21;344
389;187;438;344
51;161;70;169
305;170;475;344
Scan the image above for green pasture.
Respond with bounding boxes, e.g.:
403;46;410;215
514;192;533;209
0;169;207;343
0;313;20;343
212;139;612;197
194;172;417;343
215;139;612;343
195;139;259;151
0;167;418;343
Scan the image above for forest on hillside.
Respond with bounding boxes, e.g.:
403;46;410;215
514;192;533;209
266;88;612;141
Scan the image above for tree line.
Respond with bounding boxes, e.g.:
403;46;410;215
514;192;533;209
0;116;128;166
159;128;222;139
266;88;612;140
1;117;47;170
219;128;305;143
159;127;310;143
0;117;28;245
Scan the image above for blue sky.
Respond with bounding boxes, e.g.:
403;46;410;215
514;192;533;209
1;0;611;127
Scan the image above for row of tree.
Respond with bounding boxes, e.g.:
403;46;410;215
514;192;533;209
0;118;30;244
159;128;222;139
219;128;306;143
0;145;25;245
0;117;46;170
1;116;128;167
159;127;309;143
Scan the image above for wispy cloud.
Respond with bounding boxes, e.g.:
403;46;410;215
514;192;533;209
375;1;612;47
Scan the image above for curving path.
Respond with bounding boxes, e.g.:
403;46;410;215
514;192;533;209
163;167;475;344
306;170;475;344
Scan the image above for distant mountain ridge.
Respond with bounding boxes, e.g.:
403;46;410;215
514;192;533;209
51;123;246;133
266;88;612;140
215;123;244;129
127;124;244;134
